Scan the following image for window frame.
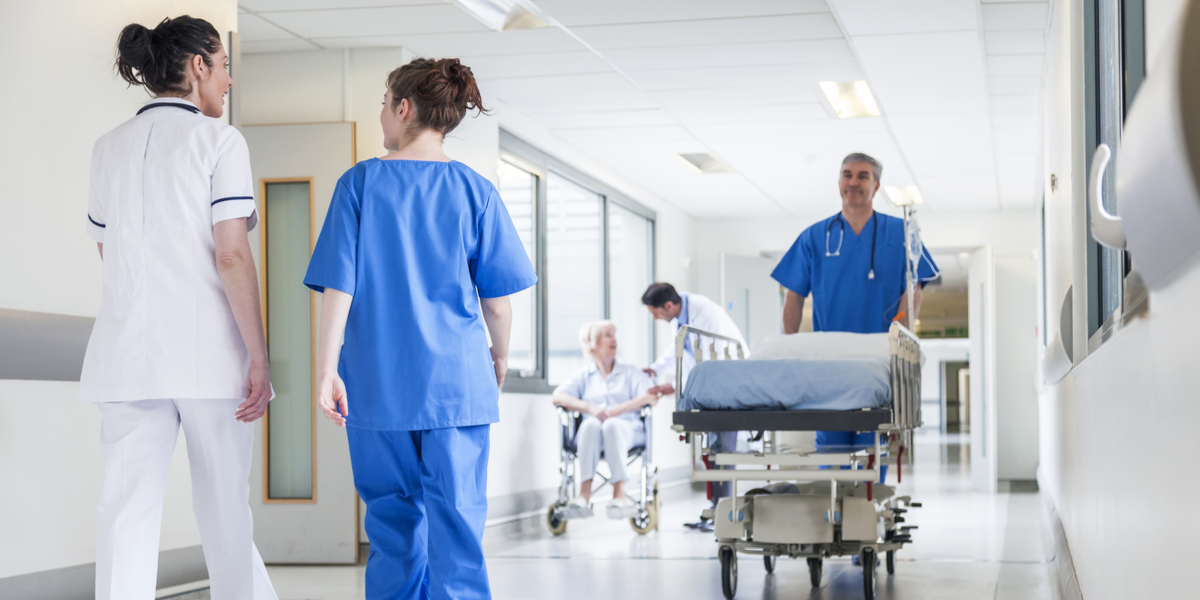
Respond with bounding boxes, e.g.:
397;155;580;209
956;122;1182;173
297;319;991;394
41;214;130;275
498;130;657;394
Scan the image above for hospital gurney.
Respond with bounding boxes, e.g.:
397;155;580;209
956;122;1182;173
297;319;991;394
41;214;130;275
671;322;923;600
545;404;659;536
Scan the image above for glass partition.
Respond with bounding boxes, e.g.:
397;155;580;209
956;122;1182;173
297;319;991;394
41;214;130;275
607;202;653;368
264;180;314;501
496;161;538;375
547;173;603;385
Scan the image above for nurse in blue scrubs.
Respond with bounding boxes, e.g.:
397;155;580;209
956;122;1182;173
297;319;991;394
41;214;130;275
304;58;536;600
771;152;937;466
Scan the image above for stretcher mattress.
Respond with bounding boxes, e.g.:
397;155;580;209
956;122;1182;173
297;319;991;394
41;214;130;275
677;358;891;411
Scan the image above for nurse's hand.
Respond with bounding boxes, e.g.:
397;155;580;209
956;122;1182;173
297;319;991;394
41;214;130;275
317;371;349;427
490;347;508;388
236;360;272;422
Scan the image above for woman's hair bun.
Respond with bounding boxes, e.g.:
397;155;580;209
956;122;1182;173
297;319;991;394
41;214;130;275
386;57;489;136
114;16;221;96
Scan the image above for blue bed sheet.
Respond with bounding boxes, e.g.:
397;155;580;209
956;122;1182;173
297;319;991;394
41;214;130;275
677;359;891;411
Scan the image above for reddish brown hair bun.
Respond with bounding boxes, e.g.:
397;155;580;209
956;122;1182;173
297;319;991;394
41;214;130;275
386;58;488;135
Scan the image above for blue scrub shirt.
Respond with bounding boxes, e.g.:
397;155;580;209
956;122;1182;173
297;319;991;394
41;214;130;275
771;212;937;334
304;159;537;431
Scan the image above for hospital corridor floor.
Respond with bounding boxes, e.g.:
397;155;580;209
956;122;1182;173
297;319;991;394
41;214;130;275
262;431;1059;600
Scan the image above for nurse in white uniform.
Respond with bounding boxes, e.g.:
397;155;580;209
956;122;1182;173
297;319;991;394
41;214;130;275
82;17;276;600
552;321;660;518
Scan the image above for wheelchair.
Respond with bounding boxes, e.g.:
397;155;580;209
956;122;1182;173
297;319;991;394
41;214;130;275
545;404;660;536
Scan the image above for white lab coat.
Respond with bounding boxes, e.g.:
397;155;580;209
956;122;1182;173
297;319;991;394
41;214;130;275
648;292;749;382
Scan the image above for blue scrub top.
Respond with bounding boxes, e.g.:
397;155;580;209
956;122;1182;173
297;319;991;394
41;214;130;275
304;159;537;431
771;212;937;334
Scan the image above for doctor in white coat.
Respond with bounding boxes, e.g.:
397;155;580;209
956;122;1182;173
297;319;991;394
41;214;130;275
82;17;277;600
640;282;747;530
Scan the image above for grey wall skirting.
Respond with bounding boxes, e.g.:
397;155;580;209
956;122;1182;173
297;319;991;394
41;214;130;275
0;545;207;600
0;308;94;381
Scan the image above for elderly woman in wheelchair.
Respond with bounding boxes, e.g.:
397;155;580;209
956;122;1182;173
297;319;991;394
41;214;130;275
547;320;662;534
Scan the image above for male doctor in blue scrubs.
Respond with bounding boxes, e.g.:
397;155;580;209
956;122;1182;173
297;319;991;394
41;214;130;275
771;153;937;464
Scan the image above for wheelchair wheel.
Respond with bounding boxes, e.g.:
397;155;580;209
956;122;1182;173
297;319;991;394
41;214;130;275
763;554;776;573
807;557;822;587
861;548;877;600
546;503;567;536
719;545;738;599
630;498;658;535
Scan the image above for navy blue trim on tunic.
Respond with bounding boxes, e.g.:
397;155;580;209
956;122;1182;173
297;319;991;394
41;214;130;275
137;102;201;115
88;215;105;228
212;196;254;206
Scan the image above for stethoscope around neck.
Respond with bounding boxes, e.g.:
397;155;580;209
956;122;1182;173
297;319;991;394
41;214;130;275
825;211;878;280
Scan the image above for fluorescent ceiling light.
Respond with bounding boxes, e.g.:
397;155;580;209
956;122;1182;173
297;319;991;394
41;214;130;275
450;0;547;31
676;153;732;174
819;81;881;118
885;185;925;206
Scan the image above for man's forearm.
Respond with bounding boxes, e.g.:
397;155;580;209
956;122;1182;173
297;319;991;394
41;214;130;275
782;291;804;334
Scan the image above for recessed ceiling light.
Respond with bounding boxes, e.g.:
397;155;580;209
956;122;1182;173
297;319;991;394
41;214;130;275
818;81;881;118
676;153;732;174
450;0;547;31
885;185;925;206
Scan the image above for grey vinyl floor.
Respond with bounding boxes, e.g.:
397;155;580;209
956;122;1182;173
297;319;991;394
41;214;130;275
265;431;1060;600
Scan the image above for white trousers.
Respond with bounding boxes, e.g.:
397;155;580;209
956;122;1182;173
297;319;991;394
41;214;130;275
95;398;277;600
576;417;644;484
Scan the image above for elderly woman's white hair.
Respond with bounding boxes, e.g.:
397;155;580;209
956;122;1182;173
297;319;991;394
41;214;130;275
578;320;617;360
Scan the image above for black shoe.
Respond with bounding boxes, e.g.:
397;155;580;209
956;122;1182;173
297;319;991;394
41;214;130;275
684;518;715;532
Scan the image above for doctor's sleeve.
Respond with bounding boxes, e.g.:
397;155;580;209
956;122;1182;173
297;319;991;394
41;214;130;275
917;245;940;286
770;231;814;296
472;189;538;298
210;128;259;231
304;178;361;296
86;140;107;243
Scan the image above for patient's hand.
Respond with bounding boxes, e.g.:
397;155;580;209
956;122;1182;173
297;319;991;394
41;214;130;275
595;407;612;423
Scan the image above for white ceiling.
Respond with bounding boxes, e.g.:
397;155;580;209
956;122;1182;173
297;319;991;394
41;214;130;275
238;0;1048;218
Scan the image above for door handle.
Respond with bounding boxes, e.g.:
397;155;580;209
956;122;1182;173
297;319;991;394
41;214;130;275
1089;144;1126;249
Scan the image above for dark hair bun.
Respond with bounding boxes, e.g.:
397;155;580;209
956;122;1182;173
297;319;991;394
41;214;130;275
386;57;489;136
114;16;221;96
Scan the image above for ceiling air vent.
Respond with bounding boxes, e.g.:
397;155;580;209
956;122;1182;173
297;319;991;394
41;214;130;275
677;153;732;174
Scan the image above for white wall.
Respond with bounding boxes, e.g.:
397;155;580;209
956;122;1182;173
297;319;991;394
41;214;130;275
239;47;698;508
0;0;239;580
1037;0;1200;597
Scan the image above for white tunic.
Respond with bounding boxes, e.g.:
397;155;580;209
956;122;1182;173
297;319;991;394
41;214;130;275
647;291;750;380
554;359;654;430
81;97;258;403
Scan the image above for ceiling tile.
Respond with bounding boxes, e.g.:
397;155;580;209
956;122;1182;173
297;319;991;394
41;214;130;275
853;32;990;115
536;0;828;26
525;109;678;129
570;14;843;50
984;30;1046;54
670;103;829;125
991;93;1040;112
992;111;1039;129
553;125;698;147
989;75;1042;94
479;73;658;112
241;39;322;54
321;28;584;55
458;51;610;79
888;113;996;177
650;85;826;108
987;54;1045;76
241;0;441;10
603;38;855;72
831;0;978;35
982;3;1050;31
238;13;297;42
264;5;486;39
625;62;862;91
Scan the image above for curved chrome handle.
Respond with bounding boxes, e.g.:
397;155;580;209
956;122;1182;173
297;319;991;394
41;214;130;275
1089;143;1125;248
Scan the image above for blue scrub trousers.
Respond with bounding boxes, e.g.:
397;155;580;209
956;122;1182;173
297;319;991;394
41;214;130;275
815;431;889;483
347;425;491;600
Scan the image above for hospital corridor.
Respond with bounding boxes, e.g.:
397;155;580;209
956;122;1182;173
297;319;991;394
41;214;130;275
2;1;1199;600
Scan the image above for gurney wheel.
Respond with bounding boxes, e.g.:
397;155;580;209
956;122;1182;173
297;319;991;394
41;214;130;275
807;557;822;587
861;548;877;600
886;549;895;575
763;554;776;574
630;499;658;535
719;546;737;599
546;503;567;536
